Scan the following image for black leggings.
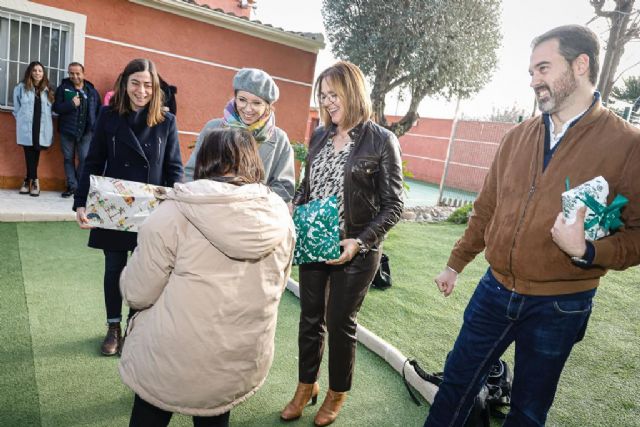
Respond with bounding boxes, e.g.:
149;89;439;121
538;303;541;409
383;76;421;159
23;145;41;180
129;394;230;427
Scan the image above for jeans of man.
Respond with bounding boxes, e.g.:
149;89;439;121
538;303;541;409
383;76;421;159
60;132;91;190
424;268;594;427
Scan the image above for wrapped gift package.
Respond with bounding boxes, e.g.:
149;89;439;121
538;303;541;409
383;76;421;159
85;175;170;232
293;195;340;264
561;176;613;241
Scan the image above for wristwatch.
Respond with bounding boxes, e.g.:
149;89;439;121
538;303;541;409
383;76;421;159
354;238;368;255
570;255;589;266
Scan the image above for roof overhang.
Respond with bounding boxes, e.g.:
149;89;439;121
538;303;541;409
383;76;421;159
129;0;325;53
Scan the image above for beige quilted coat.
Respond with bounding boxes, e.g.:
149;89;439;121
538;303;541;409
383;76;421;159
118;179;295;416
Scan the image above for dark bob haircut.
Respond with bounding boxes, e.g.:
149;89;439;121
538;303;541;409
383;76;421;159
194;128;265;184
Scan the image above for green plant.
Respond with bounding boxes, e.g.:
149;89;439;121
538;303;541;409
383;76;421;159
291;141;308;163
402;160;413;192
447;203;473;224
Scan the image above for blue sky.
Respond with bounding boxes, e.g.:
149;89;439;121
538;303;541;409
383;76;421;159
256;0;640;119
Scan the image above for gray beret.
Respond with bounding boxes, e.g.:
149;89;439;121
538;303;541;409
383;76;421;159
233;68;279;104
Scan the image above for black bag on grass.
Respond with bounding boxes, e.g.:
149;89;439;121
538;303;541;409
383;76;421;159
371;253;392;289
402;358;512;427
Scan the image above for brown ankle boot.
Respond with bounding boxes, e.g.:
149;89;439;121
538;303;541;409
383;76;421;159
19;179;30;194
29;179;40;197
314;389;347;426
280;382;320;421
101;323;121;356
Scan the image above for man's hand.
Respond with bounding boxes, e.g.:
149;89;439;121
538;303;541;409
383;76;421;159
434;267;457;297
551;206;587;257
76;207;94;229
72;94;80;107
326;238;359;265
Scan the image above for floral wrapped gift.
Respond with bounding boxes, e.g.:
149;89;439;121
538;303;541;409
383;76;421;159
293;195;340;265
561;176;628;241
86;175;170;232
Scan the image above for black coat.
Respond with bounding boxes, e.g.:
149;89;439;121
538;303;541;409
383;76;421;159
73;106;184;251
52;78;101;137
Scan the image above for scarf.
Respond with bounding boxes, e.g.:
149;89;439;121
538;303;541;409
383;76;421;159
222;98;275;143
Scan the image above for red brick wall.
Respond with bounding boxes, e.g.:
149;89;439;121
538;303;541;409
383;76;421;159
0;0;317;189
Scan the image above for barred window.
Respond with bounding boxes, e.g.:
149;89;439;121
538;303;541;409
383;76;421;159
0;11;71;107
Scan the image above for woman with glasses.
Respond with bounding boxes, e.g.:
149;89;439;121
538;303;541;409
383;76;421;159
12;61;55;197
184;68;294;203
280;61;403;426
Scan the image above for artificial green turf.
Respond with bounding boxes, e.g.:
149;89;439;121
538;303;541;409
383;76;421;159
355;222;640;427
9;222;428;426
0;223;41;426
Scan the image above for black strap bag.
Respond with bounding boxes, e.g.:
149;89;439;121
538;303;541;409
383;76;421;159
371;253;392;289
402;358;512;427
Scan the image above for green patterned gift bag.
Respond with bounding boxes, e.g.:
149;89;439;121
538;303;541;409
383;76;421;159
293;195;340;264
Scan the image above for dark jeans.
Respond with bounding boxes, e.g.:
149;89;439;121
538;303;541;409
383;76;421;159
129;394;230;427
23;145;41;180
424;269;595;427
104;250;129;323
60;132;91;189
298;249;381;392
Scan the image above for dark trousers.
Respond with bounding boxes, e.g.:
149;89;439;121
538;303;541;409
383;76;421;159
103;250;129;323
298;250;381;392
22;145;41;180
60;132;91;189
424;269;594;427
129;394;230;427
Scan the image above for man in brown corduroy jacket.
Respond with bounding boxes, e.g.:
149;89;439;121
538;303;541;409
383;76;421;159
424;25;640;427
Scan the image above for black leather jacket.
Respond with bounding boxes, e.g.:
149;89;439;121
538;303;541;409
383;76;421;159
293;120;404;251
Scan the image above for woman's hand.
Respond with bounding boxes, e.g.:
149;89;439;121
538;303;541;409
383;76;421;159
76;207;94;229
326;238;359;265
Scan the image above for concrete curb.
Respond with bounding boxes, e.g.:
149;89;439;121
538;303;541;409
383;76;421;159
286;278;437;405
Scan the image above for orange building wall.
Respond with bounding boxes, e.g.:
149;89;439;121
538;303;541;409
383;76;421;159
0;0;317;189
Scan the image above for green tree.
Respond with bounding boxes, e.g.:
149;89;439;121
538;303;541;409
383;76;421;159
589;0;640;104
611;75;640;103
322;0;502;137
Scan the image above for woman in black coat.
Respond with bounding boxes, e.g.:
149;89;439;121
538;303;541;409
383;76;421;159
73;58;183;356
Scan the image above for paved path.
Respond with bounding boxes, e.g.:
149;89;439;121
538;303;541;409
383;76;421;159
0;189;75;222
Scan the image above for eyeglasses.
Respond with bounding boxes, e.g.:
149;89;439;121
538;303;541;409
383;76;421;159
319;92;339;104
235;96;267;110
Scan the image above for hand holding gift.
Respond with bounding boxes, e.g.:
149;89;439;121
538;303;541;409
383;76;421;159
561;176;628;241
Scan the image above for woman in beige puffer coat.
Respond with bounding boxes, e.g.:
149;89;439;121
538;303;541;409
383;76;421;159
118;128;295;426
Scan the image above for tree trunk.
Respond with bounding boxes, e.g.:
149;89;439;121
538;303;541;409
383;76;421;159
596;0;634;104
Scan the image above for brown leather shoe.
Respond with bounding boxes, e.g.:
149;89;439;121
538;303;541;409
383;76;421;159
100;323;121;356
314;389;347;426
29;179;40;197
280;382;320;421
19;179;30;194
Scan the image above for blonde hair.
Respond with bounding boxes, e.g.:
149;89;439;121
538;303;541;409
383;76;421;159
314;61;372;130
111;58;165;127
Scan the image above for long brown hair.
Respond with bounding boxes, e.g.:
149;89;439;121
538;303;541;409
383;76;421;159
194;128;265;184
314;61;372;130
111;58;165;126
22;61;54;102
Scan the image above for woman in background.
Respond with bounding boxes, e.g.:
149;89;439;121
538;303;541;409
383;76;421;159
281;61;404;426
12;61;54;196
73;58;183;356
119;128;294;427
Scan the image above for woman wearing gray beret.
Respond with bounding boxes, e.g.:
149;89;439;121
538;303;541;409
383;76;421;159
184;68;295;202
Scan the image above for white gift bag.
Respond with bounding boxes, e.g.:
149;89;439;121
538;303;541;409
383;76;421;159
85;175;170;232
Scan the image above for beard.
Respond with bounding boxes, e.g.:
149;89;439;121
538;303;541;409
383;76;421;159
535;67;577;114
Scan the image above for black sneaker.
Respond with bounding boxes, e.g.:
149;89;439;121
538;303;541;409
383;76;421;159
61;187;76;198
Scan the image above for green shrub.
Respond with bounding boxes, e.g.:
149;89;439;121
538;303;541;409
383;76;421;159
447;203;473;224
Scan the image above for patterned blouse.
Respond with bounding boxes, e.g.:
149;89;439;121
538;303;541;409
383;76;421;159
309;137;354;233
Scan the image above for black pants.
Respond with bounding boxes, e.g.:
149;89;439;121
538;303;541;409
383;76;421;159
23;145;41;180
103;250;130;323
298;249;381;392
130;394;230;427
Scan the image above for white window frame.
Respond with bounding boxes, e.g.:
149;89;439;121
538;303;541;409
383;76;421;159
0;0;86;110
